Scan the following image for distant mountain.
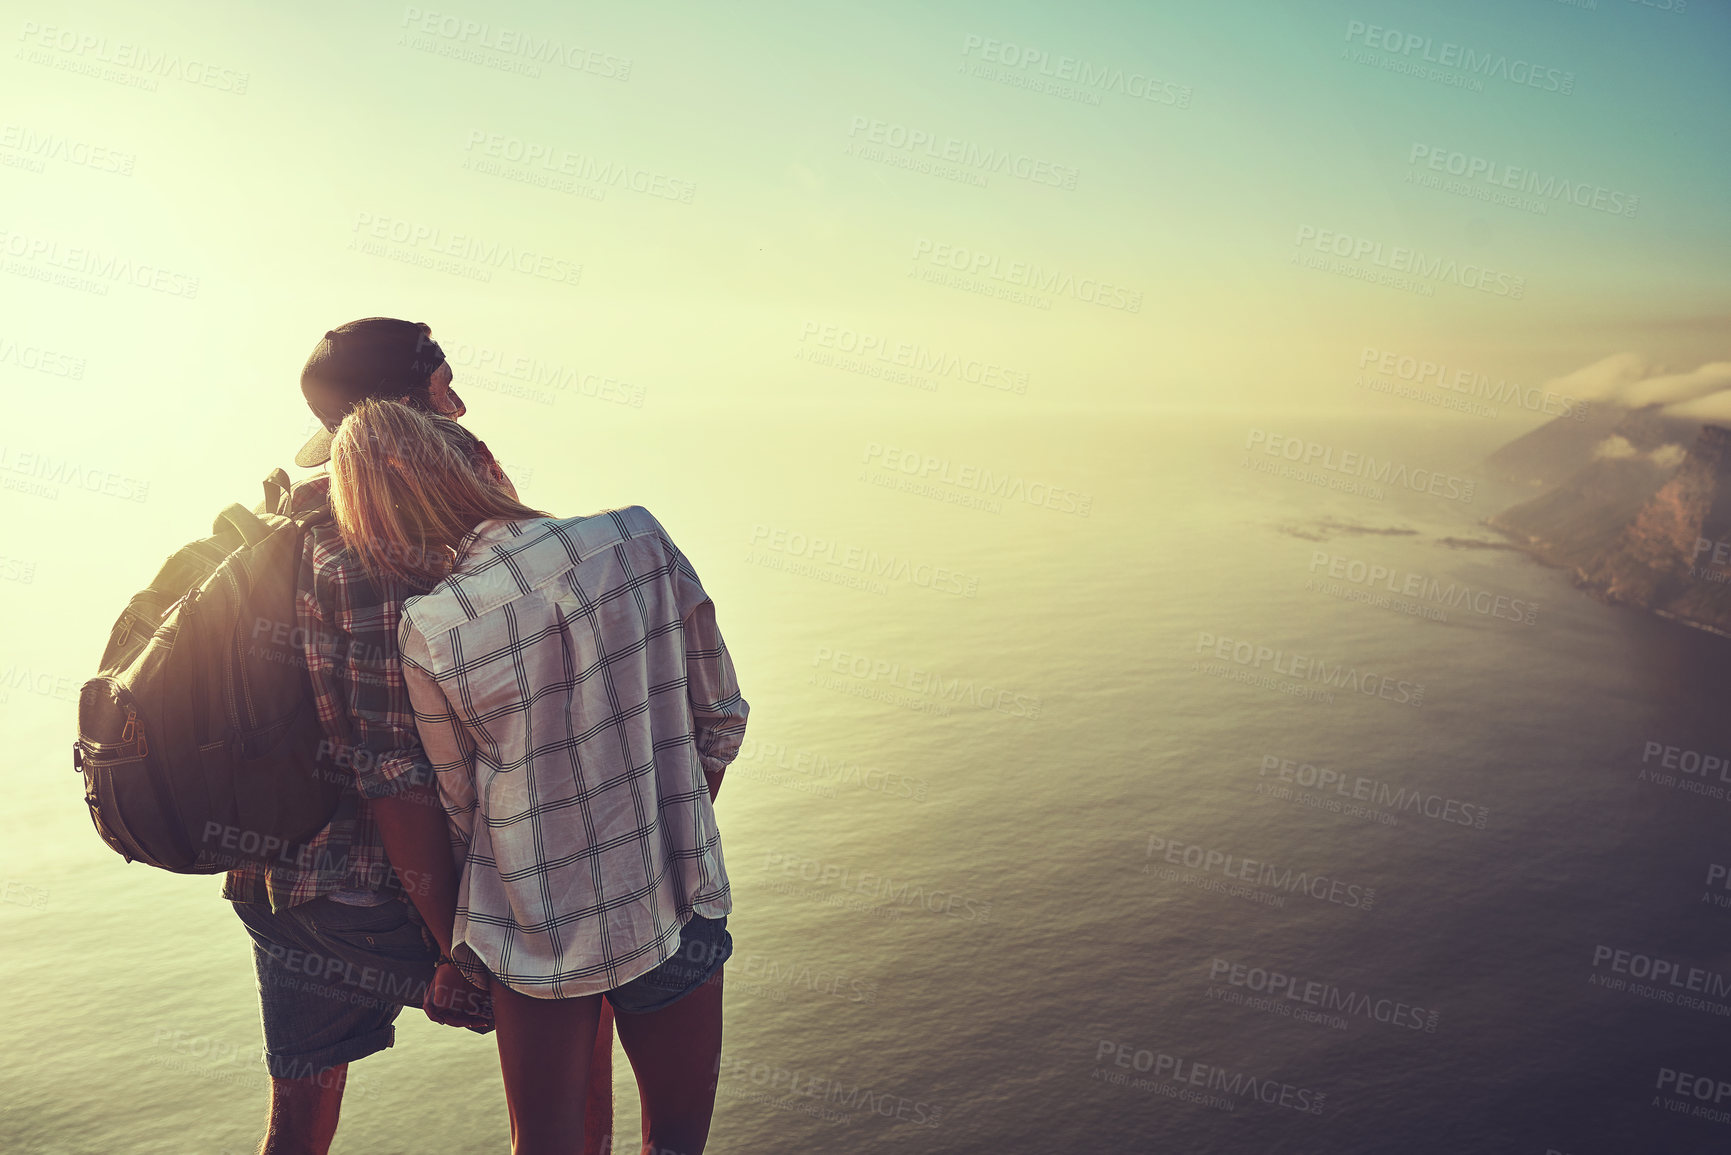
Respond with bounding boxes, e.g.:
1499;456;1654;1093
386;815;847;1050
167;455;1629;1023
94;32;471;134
1575;424;1731;633
1487;406;1699;570
1482;400;1630;489
1488;416;1731;636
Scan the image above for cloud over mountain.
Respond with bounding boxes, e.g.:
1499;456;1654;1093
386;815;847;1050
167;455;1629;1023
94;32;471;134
1544;354;1731;416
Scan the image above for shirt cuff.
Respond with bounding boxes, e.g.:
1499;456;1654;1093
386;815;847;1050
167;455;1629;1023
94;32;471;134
355;749;437;800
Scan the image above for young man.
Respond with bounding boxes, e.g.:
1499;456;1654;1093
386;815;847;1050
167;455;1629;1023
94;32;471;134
225;318;496;1155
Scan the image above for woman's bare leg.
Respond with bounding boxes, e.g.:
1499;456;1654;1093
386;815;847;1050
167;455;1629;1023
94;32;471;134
585;1002;616;1155
490;977;604;1155
614;967;724;1155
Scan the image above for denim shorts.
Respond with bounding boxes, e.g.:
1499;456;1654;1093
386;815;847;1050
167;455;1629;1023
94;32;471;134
232;896;438;1079
604;914;732;1015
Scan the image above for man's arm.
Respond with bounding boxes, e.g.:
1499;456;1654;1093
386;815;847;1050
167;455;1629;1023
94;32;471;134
305;546;441;809
371;781;462;955
304;535;490;1029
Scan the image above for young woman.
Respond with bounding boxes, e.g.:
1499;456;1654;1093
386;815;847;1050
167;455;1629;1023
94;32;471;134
327;399;749;1155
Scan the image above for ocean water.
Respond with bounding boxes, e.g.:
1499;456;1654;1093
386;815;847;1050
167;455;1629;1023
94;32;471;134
5;412;1730;1153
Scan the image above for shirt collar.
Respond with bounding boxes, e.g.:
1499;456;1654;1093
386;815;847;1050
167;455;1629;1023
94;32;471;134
454;518;522;568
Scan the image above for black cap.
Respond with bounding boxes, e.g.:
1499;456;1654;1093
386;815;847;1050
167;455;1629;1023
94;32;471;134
295;318;447;468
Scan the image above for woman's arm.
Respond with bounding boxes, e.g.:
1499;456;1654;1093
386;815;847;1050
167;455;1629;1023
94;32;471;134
667;541;749;797
377;626;490;1027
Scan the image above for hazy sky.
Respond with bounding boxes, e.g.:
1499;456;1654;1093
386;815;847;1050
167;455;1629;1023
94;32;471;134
1;0;1726;576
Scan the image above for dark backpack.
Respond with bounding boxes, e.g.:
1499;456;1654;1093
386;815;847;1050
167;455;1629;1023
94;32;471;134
75;469;344;873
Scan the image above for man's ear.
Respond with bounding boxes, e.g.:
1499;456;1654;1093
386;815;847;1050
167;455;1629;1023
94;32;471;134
471;442;511;488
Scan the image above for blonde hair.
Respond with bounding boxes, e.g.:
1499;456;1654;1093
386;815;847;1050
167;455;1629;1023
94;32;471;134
328;399;547;585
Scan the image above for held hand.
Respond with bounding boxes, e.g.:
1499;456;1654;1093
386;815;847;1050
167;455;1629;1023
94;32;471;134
425;960;495;1033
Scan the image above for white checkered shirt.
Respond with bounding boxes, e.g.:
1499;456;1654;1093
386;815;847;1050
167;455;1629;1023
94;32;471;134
398;507;747;997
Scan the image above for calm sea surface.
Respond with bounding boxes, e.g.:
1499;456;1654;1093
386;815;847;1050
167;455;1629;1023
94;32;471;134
4;413;1729;1153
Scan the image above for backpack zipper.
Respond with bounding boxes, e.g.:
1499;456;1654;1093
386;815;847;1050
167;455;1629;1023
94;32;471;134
117;707;150;758
80;680;153;763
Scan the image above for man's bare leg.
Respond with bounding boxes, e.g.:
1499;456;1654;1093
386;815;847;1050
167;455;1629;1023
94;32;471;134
260;1066;346;1155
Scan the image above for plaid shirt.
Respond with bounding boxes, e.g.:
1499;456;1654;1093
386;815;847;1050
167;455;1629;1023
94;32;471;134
223;474;436;912
399;507;747;997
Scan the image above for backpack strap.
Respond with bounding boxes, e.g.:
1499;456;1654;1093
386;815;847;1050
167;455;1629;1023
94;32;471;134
260;466;333;530
262;468;293;516
216;503;275;548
